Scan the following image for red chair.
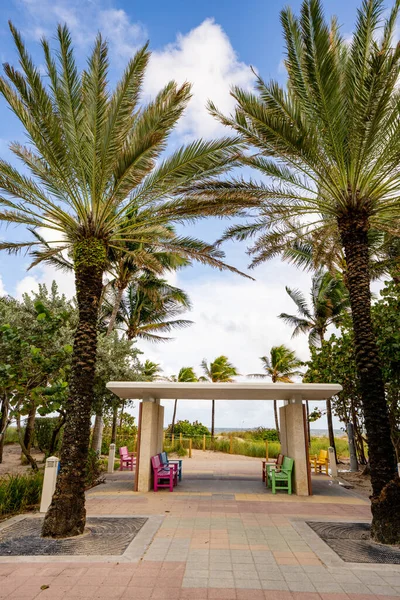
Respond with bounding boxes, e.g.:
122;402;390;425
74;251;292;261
119;446;136;471
151;455;176;491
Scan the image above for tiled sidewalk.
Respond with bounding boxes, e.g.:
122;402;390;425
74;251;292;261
0;451;399;599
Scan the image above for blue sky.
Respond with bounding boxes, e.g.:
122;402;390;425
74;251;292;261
0;0;366;429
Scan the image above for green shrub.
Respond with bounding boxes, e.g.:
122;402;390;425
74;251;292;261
34;417;63;454
167;420;210;438
4;427;19;445
0;472;43;517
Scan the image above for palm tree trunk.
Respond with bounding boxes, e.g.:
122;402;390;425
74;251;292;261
339;213;400;544
106;285;124;336
42;240;105;538
273;400;280;440
211;400;215;438
171;399;178;435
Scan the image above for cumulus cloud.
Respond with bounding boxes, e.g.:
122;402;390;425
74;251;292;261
0;275;7;296
144;19;255;139
135;261;324;429
16;0;147;61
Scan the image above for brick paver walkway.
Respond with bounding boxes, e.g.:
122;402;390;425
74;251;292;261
1;451;399;599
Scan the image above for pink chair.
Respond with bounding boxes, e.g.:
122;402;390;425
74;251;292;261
119;446;136;471
151;455;176;491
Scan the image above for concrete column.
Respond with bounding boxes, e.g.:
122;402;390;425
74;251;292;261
108;443;116;474
137;398;165;492
40;456;59;513
279;402;311;496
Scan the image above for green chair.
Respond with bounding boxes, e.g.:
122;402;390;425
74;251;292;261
267;456;294;494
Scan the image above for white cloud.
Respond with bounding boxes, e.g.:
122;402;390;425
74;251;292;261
134;261;331;430
15;267;75;299
16;0;147;61
144;19;255;140
0;275;7;296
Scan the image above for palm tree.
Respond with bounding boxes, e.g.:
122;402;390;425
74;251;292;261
249;346;303;438
279;270;348;455
105;241;191;335
170;367;198;435
105;274;193;342
279;270;349;347
207;0;400;543
200;356;238;437
0;25;245;538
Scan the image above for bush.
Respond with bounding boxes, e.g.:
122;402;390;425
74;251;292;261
220;428;279;442
167;420;210;437
4;427;20;445
34;417;63;454
0;472;43;517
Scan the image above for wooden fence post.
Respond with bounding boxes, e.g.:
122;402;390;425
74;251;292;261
203;434;206;451
230;435;233;454
265;440;269;461
171;433;174;449
189;438;192;458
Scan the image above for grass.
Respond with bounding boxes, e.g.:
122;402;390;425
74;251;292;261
4;427;19;445
0;472;43;517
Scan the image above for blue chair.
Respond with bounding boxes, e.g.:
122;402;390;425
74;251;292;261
159;451;182;481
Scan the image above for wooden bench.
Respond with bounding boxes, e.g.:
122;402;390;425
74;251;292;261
119;446;136;471
159;452;182;481
310;449;329;475
151;455;177;491
262;453;284;482
267;456;294;494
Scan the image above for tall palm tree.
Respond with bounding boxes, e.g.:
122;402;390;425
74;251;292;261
249;345;303;438
0;25;245;538
105;240;190;335
279;270;349;347
170;367;198;434
279;270;348;455
105;274;192;342
206;0;400;543
200;356;238;437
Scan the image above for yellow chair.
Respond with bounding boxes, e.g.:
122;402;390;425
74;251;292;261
310;449;329;475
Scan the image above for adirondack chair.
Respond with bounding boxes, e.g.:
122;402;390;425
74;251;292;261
310;449;329;475
262;453;284;482
159;452;182;481
119;446;136;471
267;456;294;494
151;455;176;491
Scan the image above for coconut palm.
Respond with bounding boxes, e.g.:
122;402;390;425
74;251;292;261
279;270;349;347
200;356;238;437
249;345;303;438
104;274;192;342
170;367;199;435
0;25;246;538
206;0;400;542
279;270;348;455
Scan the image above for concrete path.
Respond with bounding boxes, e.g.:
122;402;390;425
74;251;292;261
0;451;399;599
